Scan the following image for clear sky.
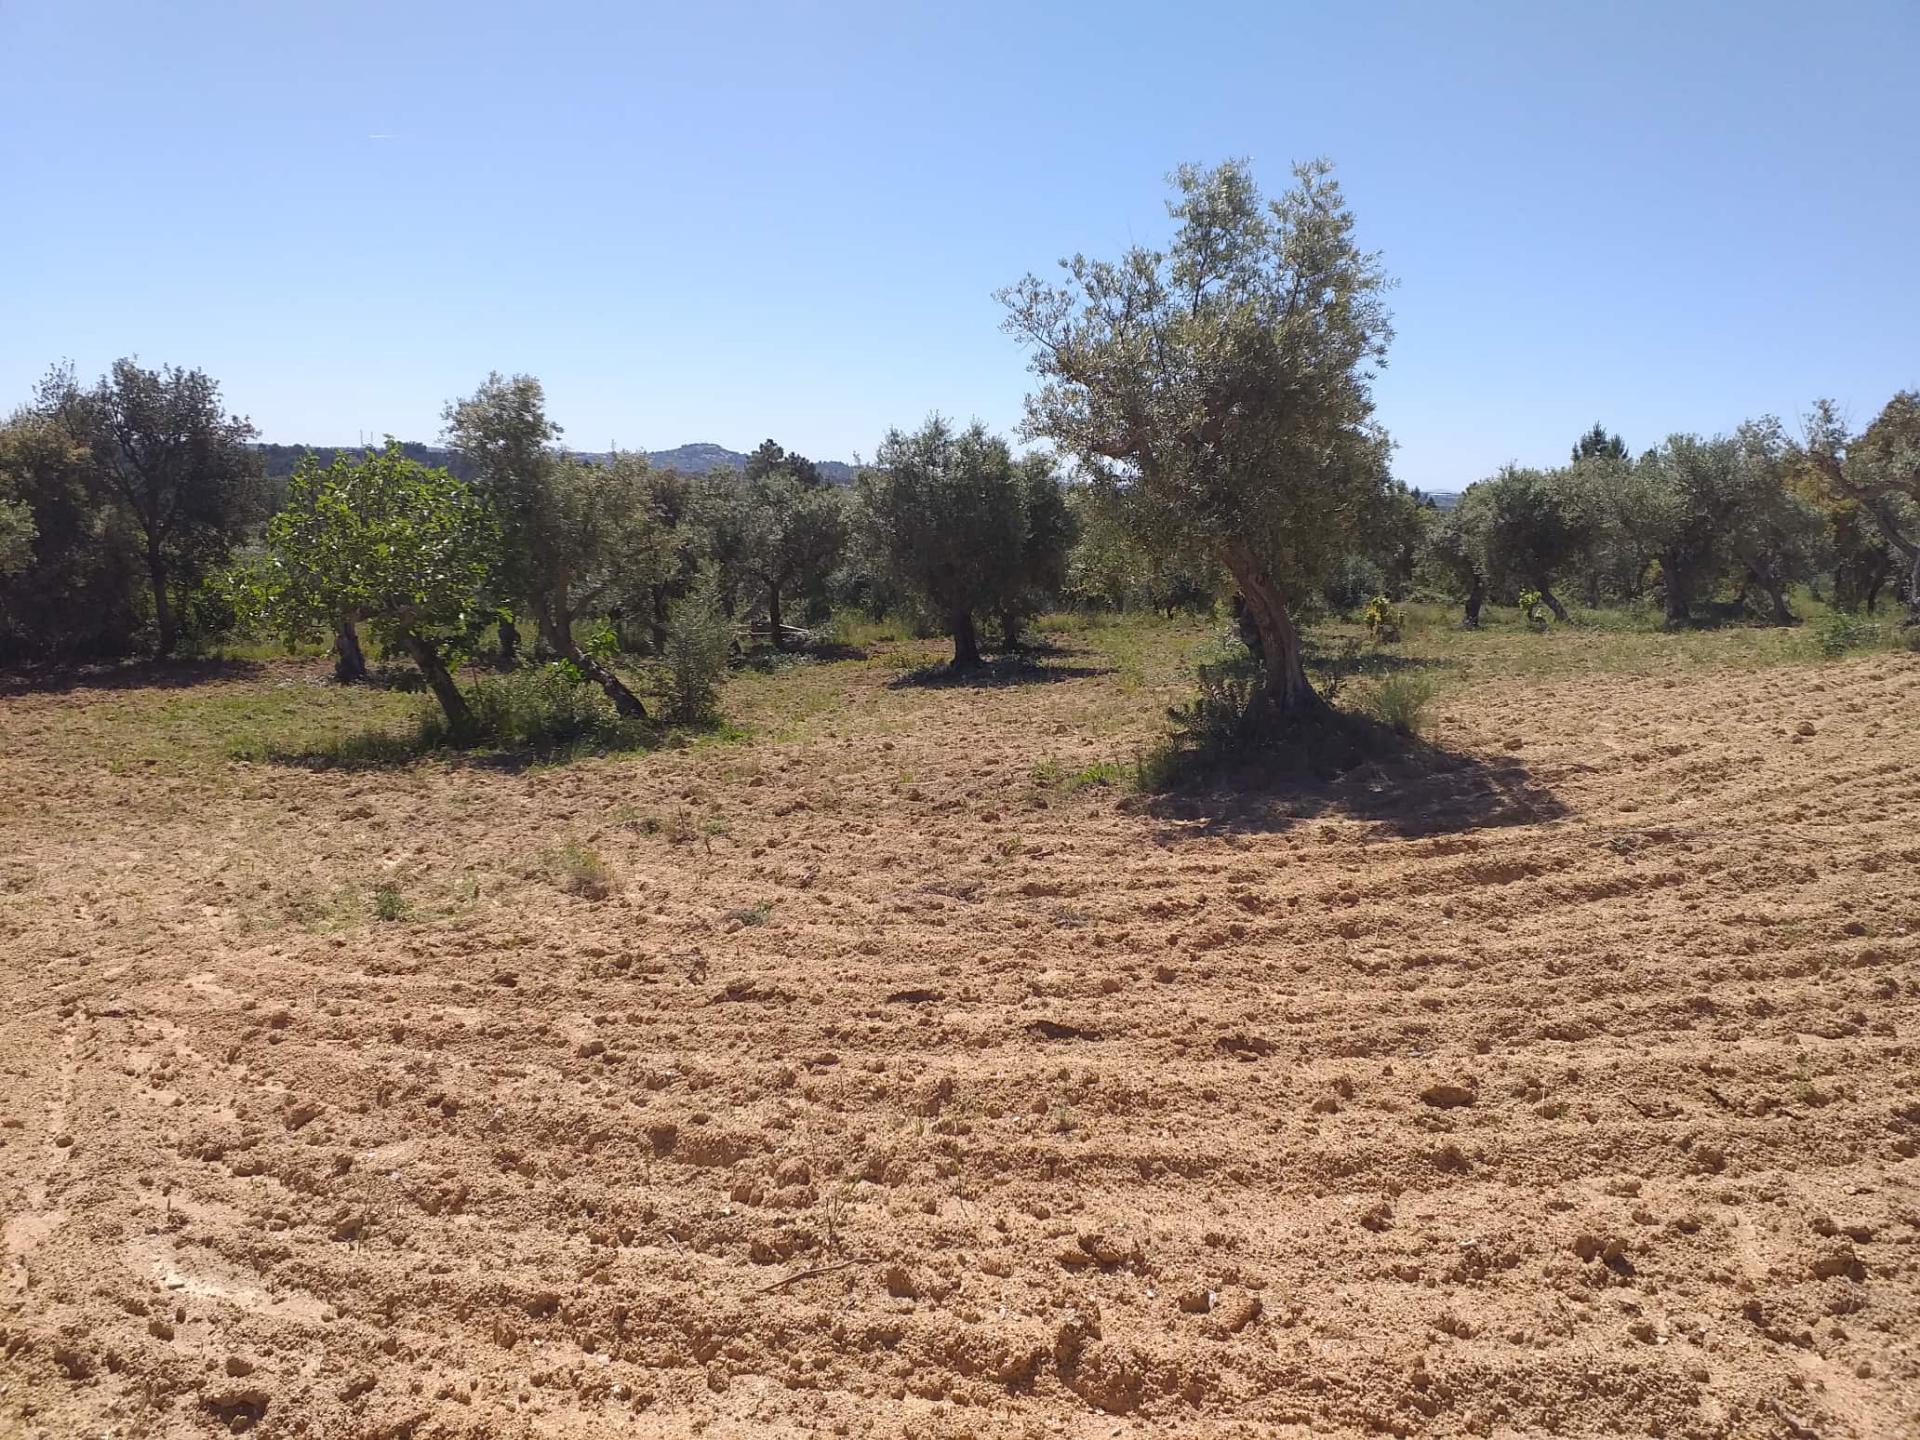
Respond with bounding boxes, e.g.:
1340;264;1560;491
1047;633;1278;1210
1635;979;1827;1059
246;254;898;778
3;1;1915;492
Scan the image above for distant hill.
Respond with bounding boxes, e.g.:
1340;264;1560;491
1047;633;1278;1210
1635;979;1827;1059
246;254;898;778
639;443;855;485
255;441;855;486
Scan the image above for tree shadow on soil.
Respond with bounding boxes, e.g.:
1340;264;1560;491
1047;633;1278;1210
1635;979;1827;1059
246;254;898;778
887;654;1116;690
1140;720;1565;841
253;735;617;776
0;657;267;699
736;641;870;672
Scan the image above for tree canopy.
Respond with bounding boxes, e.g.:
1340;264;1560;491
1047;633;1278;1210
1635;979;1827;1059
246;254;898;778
1001;157;1395;718
254;441;498;730
855;417;1035;669
443;374;650;716
35;360;264;657
1805;392;1920;622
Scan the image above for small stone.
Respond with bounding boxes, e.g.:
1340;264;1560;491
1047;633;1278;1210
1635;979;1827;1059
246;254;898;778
1811;1243;1866;1282
1421;1082;1477;1109
881;1264;917;1299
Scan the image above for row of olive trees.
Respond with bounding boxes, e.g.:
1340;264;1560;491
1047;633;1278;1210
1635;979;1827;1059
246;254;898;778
0;354;1085;714
1423;399;1920;629
245;374;1083;731
0;361;265;660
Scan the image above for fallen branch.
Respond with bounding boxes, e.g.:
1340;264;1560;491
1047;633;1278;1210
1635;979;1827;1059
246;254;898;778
756;1257;873;1294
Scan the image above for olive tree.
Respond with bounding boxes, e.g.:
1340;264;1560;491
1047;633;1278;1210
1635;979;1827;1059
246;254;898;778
1805;392;1920;623
255;442;497;732
1421;491;1491;627
1642;425;1823;626
443;374;652;716
855;417;1030;669
1472;465;1593;620
744;466;846;647
1000;158;1393;720
43;360;263;657
0;405;146;660
997;453;1075;647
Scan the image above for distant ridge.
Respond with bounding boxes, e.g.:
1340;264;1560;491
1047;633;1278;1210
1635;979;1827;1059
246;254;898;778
640;443;855;485
255;440;855;486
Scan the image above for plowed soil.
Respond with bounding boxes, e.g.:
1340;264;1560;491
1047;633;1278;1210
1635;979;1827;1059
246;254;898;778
3;631;1918;1438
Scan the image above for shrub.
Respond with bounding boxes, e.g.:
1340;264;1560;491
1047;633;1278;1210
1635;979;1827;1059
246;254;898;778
1811;610;1875;659
1168;640;1267;759
663;576;734;723
373;882;408;922
1518;589;1550;629
1362;594;1404;644
1358;673;1440;736
463;662;648;751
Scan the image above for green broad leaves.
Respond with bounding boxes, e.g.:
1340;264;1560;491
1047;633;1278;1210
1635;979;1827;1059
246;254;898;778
257;439;499;650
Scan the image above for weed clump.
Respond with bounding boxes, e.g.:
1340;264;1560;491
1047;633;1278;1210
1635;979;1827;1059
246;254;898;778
372;882;409;922
542;840;613;900
724;900;773;928
1363;595;1404;644
1359;672;1441;736
1031;757;1128;798
1135;630;1416;788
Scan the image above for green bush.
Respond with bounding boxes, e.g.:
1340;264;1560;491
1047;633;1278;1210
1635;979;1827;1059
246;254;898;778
1811;610;1875;659
663;577;734;723
373;882;409;922
459;662;649;751
1362;594;1404;644
1168;639;1267;759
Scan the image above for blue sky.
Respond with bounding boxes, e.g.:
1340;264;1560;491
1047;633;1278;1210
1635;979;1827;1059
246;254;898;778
2;0;1915;492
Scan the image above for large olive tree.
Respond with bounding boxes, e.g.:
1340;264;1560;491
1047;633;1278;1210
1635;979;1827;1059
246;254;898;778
443;374;653;716
743;466;846;648
1641;424;1823;626
1471;465;1594;621
1805;393;1920;623
855;417;1030;669
1000;158;1394;719
39;360;263;657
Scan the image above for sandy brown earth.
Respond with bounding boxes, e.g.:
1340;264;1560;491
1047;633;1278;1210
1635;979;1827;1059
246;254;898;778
3;638;1919;1439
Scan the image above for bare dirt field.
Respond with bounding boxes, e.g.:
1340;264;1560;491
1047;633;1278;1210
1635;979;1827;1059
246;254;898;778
3;619;1918;1439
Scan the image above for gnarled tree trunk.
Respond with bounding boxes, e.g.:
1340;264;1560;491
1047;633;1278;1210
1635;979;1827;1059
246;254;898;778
497;618;520;665
400;629;473;735
1536;583;1570;623
649;585;671;653
1747;563;1794;626
1464;573;1486;628
768;584;786;651
1223;543;1322;718
949;609;983;670
146;538;177;659
538;601;648;719
1661;555;1692;627
333;617;368;683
